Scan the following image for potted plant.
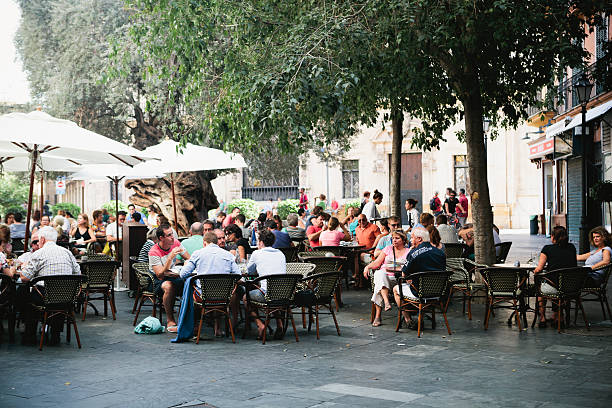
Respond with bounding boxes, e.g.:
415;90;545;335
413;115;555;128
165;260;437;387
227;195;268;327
590;180;612;227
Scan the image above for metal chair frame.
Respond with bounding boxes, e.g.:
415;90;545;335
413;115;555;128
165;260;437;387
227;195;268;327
481;267;526;331
192;274;241;343
80;260;119;321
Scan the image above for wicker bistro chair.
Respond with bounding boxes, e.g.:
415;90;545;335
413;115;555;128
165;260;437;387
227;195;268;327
0;275;16;343
444;243;466;259
480;267;527;331
243;273;301;344
80;260;119;321
286;262;316;328
84;253;112;261
494;242;513;264
279;246;299;263
294;272;342;339
576;265;612;321
11;238;25;255
445;257;486;320
30;274;87;351
131;262;163;326
395;270;453;337
531;267;590;333
192;274;241;343
298;256;346;310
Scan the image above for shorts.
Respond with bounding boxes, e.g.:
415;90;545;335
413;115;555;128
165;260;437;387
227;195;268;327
151;276;184;296
248;288;266;302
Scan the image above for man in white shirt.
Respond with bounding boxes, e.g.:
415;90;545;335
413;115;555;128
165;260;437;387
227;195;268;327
435;214;459;244
246;229;286;339
106;211;126;244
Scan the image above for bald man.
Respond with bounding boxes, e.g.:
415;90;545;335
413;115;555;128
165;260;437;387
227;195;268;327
178;222;204;261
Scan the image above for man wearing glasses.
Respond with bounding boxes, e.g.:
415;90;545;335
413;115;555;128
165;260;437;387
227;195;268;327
148;223;191;333
17;231;41;267
373;216;403;258
356;214;381;264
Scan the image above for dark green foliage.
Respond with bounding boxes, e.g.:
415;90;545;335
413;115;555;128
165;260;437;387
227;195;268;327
51;202;81;217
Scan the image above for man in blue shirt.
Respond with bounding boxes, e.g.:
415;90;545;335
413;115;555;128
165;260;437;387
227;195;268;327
126;204;145;224
265;220;292;249
180;231;240;335
393;227;445;328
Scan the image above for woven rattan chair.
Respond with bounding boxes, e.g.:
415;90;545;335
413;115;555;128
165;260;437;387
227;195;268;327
494;242;513;264
192;274;241;343
481;267;527;331
532;267;589;333
243;273;301;344
81;260;119;321
131;262;163;326
576;265;612;321
444;257;485;320
11;238;25;254
286;262;316;328
299;256;345;310
279;246;299;263
395;270;452;337
0;275;16;343
444;243;466;259
296;271;342;339
84;253;112;261
30;274;87;351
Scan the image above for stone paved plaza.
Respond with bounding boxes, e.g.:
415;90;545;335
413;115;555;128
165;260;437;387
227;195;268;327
1;232;611;408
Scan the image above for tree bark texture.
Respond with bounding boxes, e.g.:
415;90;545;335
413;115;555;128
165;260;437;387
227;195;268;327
463;92;496;265
125;171;219;236
389;109;404;218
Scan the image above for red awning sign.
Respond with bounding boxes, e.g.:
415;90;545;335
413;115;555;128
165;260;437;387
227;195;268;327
528;138;554;159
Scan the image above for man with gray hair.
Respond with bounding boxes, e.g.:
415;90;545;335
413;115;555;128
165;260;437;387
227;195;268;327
393;227;445;327
16;225;81;345
283;213;306;240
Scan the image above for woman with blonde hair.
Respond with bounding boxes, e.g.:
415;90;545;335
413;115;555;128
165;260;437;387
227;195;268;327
363;230;410;327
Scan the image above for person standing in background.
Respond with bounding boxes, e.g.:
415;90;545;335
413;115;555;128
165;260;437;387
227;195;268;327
360;191;370;212
457;188;469;226
361;190;382;221
405;199;419;231
298;187;309;213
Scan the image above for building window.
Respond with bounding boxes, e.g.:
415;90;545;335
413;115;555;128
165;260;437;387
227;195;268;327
342;160;359;199
454;155;469;193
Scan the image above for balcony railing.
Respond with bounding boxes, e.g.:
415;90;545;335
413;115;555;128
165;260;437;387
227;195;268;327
242;186;299;201
527;60;610;119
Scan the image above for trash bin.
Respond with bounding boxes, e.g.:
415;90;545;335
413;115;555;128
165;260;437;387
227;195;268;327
529;215;538;235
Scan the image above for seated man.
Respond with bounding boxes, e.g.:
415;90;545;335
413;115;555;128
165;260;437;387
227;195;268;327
9;212;27;239
17;231;40;267
234;214;252;242
148;223;190;333
126;204;145;224
246;230;286;339
180;231;241;335
393;227;446;327
374;216;402;257
16;226;81;345
436;214;459;244
106;210;126;257
283;213;306;241
214;228;227;250
356;214;381;264
178;222;204;261
306;213;326;248
266;220;292;249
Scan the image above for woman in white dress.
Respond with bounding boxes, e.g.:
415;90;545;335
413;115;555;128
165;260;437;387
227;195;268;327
363;230;410;326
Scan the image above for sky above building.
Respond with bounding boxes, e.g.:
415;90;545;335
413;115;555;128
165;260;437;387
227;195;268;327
0;0;31;104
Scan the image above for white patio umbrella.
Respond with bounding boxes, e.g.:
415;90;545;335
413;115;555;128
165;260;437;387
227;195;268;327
133;140;247;225
68;164;166;220
0;110;157;244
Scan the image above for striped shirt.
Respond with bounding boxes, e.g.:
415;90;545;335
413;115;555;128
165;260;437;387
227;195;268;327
21;242;81;281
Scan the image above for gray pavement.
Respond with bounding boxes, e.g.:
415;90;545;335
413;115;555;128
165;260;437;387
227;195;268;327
1;231;611;408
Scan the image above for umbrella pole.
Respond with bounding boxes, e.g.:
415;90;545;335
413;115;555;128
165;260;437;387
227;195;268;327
24;148;39;247
40;170;44;216
171;173;179;229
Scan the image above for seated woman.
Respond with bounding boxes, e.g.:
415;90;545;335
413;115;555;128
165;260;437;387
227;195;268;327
70;213;97;252
427;225;443;250
363;230;410;327
319;217;351;246
533;226;577;327
224;223;252;262
577;226;612;287
52;216;70;246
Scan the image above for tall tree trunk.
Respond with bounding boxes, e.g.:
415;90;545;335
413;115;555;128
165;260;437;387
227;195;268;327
463;92;496;265
389;108;404;217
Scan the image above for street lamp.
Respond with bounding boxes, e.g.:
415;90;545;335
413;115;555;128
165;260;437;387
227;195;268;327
483;117;491;151
574;73;593;253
